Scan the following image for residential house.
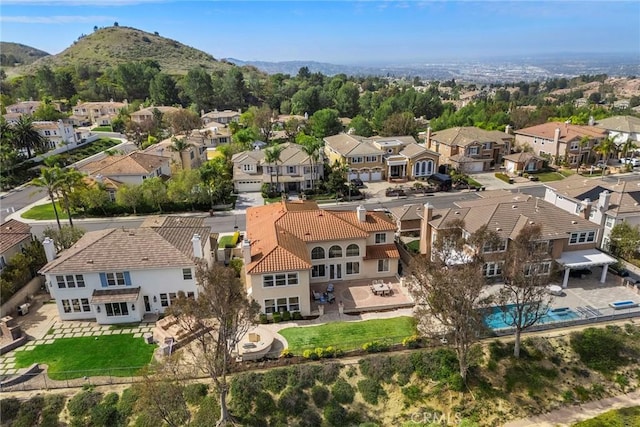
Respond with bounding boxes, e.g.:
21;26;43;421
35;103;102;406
389;204;423;235
39;216;214;324
77;152;170;185
32;120;79;151
232;142;324;193
201;109;241;126
70;100;128;126
544;174;640;251
594;115;640;150
324;134;439;182
0;220;33;271
198;123;232;147
243;201;400;316
513;122;607;167
419;192;615;289
5;101;42;115
502;151;545;173
422;126;513;173
130;106;181;124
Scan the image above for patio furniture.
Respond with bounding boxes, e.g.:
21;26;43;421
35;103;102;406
325;292;335;304
547;284;563;296
372;282;391;296
327;283;334;293
312;291;322;301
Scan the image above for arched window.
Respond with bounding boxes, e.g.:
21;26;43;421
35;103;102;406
420;161;426;175
414;163;421;176
311;247;325;259
426;160;433;175
328;245;342;258
346;244;360;257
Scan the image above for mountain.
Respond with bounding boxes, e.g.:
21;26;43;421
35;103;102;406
0;42;50;66
17;26;232;75
225;58;378;77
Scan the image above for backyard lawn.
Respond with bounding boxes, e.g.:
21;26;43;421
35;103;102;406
21;202;68;221
279;316;417;354
14;334;156;380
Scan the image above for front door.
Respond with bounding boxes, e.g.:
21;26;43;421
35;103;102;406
143;296;151;312
329;264;342;280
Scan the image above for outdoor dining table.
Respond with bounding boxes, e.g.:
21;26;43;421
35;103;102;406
372;283;391;296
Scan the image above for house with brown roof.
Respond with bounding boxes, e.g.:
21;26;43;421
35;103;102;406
514;122;607;167
71;100;128;126
0;220;33;271
201;109;241;125
543;174;640;251
502;151;545;173
77;152;171;185
39;216;214;324
130;106;181;124
422;126;513;173
242;201;401;316
232;142;324;193
389;204;423;235
594;115;640;148
324;133;439;182
418;193;616;289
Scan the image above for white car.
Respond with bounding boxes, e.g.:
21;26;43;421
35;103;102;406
620;158;640;167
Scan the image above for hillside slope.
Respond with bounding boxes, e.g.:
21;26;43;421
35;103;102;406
0;42;50;66
17;26;232;75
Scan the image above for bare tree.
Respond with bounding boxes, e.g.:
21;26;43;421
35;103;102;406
168;263;260;427
410;219;497;382
498;224;554;357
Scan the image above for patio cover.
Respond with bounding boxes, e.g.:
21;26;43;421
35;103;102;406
555;249;617;269
91;287;141;304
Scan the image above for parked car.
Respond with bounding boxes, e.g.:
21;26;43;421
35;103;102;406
609;263;630;277
350;178;364;188
620;158;640;167
569;268;592;278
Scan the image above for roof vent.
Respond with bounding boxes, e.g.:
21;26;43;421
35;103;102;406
528;221;534;225
142;256;149;261
571;220;578;224
87;259;93;264
454;211;460;215
512;205;517;209
496;227;502;231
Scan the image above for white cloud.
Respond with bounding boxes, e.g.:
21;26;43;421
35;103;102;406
0;15;114;24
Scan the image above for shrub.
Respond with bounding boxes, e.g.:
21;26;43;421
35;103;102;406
303;349;320;360
262;368;289;393
254;391;275;417
447;373;465;392
615;373;629;389
495;172;511;183
229;258;243;277
287;365;320;389
574;385;590;402
359;355;395;383
278;386;308;416
280;348;293;358
184;383;208;405
570;328;627;373
272;312;282;323
402;335;422;349
229;372;262;417
318;362;342;385
13;396;44;427
297;408;323;427
331;378;355;404
292;311;303;320
117;387;139;418
402;384;424;405
0;397;21;424
362;341;389;353
282;310;291;321
410;348;459;381
562;390;575;403
259;313;268;324
67;390;103;417
323;400;348;427
191;396;220;427
311;385;330;406
357;378;385;405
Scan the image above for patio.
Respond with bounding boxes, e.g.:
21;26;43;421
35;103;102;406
309;276;415;315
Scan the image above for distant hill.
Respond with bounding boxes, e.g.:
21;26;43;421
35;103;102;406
225;58;378;77
17;26;232;75
0;42;50;66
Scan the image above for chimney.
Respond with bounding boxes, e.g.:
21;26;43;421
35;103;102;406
505;125;512;134
356;205;366;222
588;116;595;126
425;126;432;148
598;190;611;211
554;127;561;144
581;198;592;220
191;234;203;259
95;174;103;183
419;203;433;256
242;239;251;265
201;109;205;117
43;237;56;262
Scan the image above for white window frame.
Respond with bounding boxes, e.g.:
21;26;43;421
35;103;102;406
468;146;479;156
242;164;254;172
160;293;169;307
351;156;363;164
569;231;596;245
375;233;386;244
262;273;299;288
287;166;296;174
312;264;326;278
483;239;507;253
483;262;503;277
106;272;126;286
264;296;300;314
56;274;85;288
328;245;342;258
346;261;360;275
311;247;325;259
377;259;390;272
605;216;615;229
346;244;360;257
105;302;129;317
182;268;193;280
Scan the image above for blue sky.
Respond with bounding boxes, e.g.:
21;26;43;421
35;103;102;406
1;1;639;65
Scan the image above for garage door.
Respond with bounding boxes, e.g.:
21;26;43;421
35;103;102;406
465;162;484;173
370;170;383;181
348;170;359;181
359;170;370;181
235;180;263;192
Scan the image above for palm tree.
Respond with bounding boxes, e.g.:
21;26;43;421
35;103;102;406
594;136;616;163
619;137;638;160
55;168;85;228
30;166;63;230
168;136;194;170
11;115;47;158
300;136;322;191
264;144;284;193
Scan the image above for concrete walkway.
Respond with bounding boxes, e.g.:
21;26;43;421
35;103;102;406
505;390;640;427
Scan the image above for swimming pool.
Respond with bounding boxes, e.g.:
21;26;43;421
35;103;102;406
483;304;580;330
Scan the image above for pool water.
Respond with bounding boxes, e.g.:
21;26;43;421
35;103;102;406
483;304;579;330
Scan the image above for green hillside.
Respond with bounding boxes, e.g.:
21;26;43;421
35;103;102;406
0;42;50;66
16;26;232;75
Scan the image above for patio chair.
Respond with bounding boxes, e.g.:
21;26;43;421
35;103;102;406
312;291;322;301
327;283;334;293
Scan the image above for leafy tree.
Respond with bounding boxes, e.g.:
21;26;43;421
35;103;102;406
221;68;247;109
309;108;342;138
141;176;168;213
231;127;258;150
497;224;553;357
335;82;360;117
264;144;284;193
181;68;214;113
199;157;233;208
74;181;112;216
381;111;417;137
609;222;640;260
410;219;497;382
43;225;85;252
348;115;374;137
326;160;348;197
149;73;179;106
165;109;201;136
241;105;274;143
115;183;144;214
167;169;201;209
30;166;63;230
594;136;616;166
167;263;260;427
284;116;305;142
116;61;159;100
32;99;66;121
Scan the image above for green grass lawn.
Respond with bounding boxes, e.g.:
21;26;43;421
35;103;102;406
279;316;417;354
406;239;420;254
533;171;567;182
14;334;157;380
21;202;69;221
573;406;640;427
92;125;113;132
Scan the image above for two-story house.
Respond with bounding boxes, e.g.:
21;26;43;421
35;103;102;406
422;126;513;173
232;142;324;193
32;120;79;151
419;192;616;289
324;134;384;182
0;220;33;271
544;174;640;251
201;109;241;126
513;122;607;167
70;100;128;126
130;106;181;124
77;152;171;185
594;115;640;150
243;201;400;316
39;217;214;324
